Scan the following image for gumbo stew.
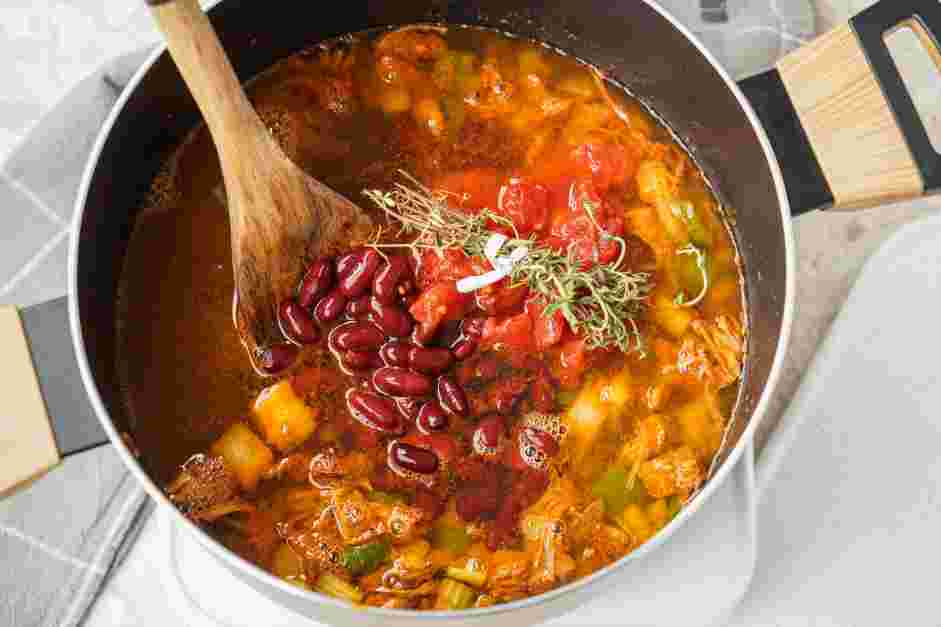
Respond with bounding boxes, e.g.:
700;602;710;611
119;26;745;610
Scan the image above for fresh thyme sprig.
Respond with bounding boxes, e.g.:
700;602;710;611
363;173;652;353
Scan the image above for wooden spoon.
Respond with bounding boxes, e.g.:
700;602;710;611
146;0;373;373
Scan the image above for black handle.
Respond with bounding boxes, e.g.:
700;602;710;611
737;70;833;216
851;0;941;194
21;297;109;456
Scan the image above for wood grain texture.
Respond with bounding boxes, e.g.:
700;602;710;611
0;307;59;496
777;24;925;210
149;0;372;370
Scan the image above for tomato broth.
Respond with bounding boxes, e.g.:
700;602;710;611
118;26;745;610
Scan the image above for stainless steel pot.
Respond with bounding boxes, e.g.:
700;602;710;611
3;0;939;624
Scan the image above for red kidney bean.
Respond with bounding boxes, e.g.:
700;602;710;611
473;415;505;458
389;441;439;475
369;301;413;338
461;317;486;339
331;321;385;352
335;250;362;281
257;342;299;375
408;346;453;375
314;289;347;323
436;375;468;416
522;427;560;457
297;258;333;308
451;338;478;361
342;350;382;370
380;341;413;367
339;249;381;298
396;397;421;421
373;255;410;305
278;300;321;345
346;294;371;318
417;402;450;434
372;367;433;398
346;389;404;435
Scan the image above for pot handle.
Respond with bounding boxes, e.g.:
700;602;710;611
0;298;109;496
738;0;941;215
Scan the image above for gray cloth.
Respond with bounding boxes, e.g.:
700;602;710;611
0;49;155;627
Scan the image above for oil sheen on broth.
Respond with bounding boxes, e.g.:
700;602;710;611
117;26;745;609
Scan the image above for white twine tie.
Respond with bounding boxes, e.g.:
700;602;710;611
456;233;529;293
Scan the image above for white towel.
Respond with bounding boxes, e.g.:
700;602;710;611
0;50;155;627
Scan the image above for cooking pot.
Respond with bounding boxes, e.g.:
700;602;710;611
3;0;939;624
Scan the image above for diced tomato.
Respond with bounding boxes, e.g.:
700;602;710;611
434;168;501;213
546;180;626;267
415;249;478;290
526;299;566;351
571;142;639;191
480;312;533;351
476;278;528;316
410;281;471;340
495;178;549;235
556;337;588;388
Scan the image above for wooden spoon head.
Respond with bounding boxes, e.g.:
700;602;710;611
229;158;373;374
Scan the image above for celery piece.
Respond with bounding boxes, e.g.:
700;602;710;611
314;573;364;604
432;524;472;555
435;578;477;610
446;559;488;588
340;540;389;576
591;467;646;515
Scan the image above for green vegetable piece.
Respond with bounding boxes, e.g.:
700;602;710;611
340;540;390;576
435;578;477;610
669;200;712;249
432;524;472;555
314;573;364;604
446;558;488;587
591;467;647;515
368;490;406;505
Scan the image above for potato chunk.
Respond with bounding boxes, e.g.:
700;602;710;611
252;380;318;452
637;446;703;499
210;422;274;491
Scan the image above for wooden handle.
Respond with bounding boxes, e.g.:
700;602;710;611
147;0;278;223
0;307;60;496
776;0;941;210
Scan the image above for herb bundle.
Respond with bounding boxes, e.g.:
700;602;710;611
363;173;652;353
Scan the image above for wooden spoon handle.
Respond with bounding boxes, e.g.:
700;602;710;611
147;0;271;179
